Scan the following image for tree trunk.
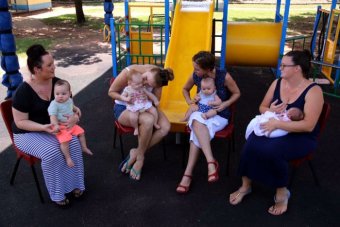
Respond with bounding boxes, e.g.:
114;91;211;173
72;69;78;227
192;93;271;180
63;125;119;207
74;0;86;24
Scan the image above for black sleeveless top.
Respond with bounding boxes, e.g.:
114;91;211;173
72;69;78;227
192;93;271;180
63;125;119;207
272;78;320;137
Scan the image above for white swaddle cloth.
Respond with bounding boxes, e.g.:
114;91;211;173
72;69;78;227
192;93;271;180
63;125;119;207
245;111;290;139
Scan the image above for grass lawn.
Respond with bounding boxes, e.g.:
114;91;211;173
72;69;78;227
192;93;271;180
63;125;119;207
16;38;52;59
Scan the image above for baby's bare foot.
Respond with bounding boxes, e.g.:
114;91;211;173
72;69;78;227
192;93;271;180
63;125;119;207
66;158;75;168
83;147;93;155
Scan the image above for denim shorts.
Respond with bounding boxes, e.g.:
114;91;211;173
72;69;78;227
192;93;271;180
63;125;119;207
113;103;127;120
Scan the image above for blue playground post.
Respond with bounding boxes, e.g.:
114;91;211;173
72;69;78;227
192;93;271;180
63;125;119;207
124;0;131;66
276;0;291;77
0;0;23;99
219;0;229;70
103;0;114;42
165;0;170;55
310;5;322;58
111;17;118;78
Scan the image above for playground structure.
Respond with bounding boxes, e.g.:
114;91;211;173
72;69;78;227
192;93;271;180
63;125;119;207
110;0;292;132
9;0;52;11
308;1;340;98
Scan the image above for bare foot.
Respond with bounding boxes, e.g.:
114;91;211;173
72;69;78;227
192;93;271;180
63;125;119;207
229;187;252;205
121;148;137;173
268;189;291;215
154;123;161;129
82;147;93;155
130;158;144;180
66;158;75;168
133;128;139;136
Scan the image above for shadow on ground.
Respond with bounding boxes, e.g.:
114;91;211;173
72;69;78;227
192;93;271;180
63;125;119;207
53;44;110;67
0;67;339;226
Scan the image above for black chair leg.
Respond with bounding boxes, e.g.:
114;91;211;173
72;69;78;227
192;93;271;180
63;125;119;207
231;131;236;154
119;134;125;160
288;167;297;189
162;139;167;161
113;126;117;149
226;141;231;176
182;135;189;169
308;160;320;186
31;165;44;203
10;157;22;185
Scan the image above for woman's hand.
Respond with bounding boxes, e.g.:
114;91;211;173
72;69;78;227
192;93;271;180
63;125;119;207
260;118;278;136
42;123;57;134
188;103;199;112
121;95;132;103
212;101;228;112
153;99;160;106
269;99;287;114
74;106;82;118
192;94;201;104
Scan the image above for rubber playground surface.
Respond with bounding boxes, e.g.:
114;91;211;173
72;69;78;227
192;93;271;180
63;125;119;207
0;65;339;226
1;2;340;225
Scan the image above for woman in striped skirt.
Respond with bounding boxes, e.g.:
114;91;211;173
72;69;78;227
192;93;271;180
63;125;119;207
12;44;85;207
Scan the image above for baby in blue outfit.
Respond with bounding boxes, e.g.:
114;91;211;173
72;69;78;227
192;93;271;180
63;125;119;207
182;77;222;121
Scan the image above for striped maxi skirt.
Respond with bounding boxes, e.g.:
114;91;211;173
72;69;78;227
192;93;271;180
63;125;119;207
13;132;85;202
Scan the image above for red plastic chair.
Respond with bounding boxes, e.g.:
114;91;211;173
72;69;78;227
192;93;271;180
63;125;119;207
0;99;45;203
110;77;166;160
185;103;236;176
110;77;134;160
289;102;331;188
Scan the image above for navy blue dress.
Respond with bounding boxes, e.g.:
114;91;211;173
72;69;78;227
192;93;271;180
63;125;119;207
238;78;320;188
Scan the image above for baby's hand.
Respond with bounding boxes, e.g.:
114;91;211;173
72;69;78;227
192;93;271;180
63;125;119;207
53;124;60;133
122;95;131;103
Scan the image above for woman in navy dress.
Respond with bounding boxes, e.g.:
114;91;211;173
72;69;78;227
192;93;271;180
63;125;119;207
229;50;324;215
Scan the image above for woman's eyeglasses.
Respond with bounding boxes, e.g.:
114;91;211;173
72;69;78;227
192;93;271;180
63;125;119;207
280;64;297;69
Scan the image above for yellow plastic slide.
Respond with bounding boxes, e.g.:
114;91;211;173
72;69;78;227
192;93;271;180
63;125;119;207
159;0;214;132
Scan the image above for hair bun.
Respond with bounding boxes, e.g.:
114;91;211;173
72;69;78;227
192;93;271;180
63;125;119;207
165;68;174;81
26;44;47;58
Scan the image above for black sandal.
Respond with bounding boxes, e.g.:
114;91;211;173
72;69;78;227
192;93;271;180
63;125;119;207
55;198;70;208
